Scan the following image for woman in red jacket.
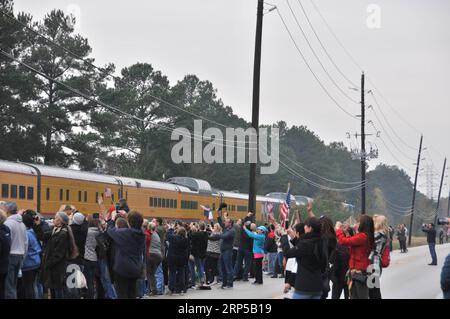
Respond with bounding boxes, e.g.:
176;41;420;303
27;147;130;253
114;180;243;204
335;215;374;299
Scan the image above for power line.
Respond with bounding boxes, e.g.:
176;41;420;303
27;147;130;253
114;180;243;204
275;8;359;120
2;48;368;193
370;92;418;151
369;105;417;162
285;0;359;104
296;0;358;88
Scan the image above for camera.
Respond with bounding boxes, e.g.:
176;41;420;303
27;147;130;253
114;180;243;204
437;218;449;226
93;213;100;219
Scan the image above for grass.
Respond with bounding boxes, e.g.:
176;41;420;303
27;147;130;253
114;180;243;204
391;236;429;251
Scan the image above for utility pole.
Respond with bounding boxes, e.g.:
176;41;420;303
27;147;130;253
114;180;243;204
434;157;447;225
447;190;450;217
360;72;366;214
447;189;450;217
408;135;423;246
248;0;264;219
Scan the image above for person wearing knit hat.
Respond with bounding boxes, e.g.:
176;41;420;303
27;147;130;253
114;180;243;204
72;212;85;226
55;211;69;225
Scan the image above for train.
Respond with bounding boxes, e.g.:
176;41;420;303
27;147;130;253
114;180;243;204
0;159;288;221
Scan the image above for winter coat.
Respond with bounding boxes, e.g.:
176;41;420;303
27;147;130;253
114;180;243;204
285;232;325;293
166;229;190;267
232;224;242;248
4;214;28;255
156;225;166;257
106;221;145;279
396;228;407;241
422;227;436;244
441;253;450;299
0;224;11;275
40;226;70;289
219;227;235;252
207;232;221;256
84;227;100;262
22;229;42;271
330;243;350;283
145;230;162;258
243;228;265;255
70;222;88;264
189;231;208;259
336;229;371;272
264;231;278;253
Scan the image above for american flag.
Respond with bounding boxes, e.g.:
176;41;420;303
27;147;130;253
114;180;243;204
279;185;291;227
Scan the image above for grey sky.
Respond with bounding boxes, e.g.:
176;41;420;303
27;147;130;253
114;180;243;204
13;0;450;197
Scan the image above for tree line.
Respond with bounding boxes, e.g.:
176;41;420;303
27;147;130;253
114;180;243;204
0;0;447;234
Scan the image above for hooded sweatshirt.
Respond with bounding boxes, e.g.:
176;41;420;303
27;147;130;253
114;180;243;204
4;214;28;255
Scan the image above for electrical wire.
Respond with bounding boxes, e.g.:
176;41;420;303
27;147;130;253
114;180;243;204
275;8;359;120
285;0;359;104
296;0;359;88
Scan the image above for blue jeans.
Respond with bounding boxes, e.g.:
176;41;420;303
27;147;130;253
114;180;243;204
220;250;234;287
234;249;252;280
83;260;99;299
188;259;196;286
155;262;164;294
276;252;284;274
267;252;277;274
98;258;117;299
52;288;65;299
5;254;23;299
292;290;322;299
429;243;437;264
194;257;206;284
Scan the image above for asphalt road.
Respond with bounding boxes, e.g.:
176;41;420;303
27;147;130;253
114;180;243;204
149;243;450;299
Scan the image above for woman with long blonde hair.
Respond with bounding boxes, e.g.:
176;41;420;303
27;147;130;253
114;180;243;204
369;214;389;299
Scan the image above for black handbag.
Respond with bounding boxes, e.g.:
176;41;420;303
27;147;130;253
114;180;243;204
351;271;367;284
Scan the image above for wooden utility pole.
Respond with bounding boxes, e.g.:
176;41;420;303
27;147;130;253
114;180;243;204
360;72;366;214
248;0;264;219
408;135;423;245
434;157;447;225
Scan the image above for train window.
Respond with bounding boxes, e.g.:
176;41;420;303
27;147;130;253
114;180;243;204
212;203;216;210
95;192;98;203
11;185;17;199
78;191;82;202
237;205;247;212
66;190;70;201
1;184;8;198
174;200;177;208
118;189;121;199
27;187;34;200
170;199;174;208
84;191;87;203
149;197;153;207
112;194;115;202
157;198;162;207
46;188;50;201
19;186;26;199
161;198;165;208
60;189;63;201
126;191;128;200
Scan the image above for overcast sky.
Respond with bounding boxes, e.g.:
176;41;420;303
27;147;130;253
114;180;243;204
13;0;450;197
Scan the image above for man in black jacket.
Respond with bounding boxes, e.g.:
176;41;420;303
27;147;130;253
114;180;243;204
233;213;253;281
422;223;437;265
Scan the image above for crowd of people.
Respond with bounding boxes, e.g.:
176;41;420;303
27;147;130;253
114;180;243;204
0;198;449;299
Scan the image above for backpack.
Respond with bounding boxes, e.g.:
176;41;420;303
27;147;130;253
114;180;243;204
95;231;111;260
381;243;390;268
